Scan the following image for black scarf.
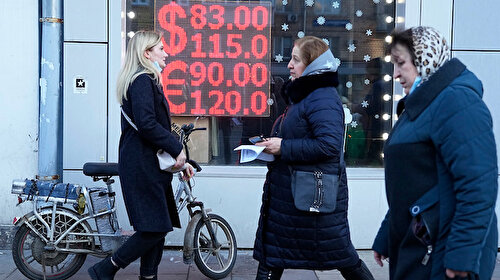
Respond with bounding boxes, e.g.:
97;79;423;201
282;72;339;104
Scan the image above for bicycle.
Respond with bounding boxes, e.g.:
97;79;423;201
10;123;237;280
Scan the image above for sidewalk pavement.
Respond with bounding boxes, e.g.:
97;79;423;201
0;249;499;279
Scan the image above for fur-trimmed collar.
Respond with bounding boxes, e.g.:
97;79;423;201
282;72;339;104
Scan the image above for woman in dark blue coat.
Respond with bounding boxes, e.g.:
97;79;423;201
372;27;498;280
89;31;194;280
253;36;374;280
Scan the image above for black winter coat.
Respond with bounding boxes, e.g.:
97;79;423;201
119;73;183;232
253;72;359;269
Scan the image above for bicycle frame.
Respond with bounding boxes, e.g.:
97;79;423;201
14;178;119;256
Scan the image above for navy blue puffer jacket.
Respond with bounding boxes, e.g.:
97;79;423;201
253;71;359;269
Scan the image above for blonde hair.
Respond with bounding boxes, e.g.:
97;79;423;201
116;30;163;104
294;36;329;66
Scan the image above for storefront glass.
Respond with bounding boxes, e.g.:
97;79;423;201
125;0;395;167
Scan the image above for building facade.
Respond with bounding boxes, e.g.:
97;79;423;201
1;0;499;248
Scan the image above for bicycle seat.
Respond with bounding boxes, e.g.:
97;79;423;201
83;163;119;177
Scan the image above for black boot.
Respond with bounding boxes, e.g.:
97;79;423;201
255;262;284;280
339;260;375;280
138;276;157;280
88;256;119;280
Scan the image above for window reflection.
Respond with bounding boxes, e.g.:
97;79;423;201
125;0;395;167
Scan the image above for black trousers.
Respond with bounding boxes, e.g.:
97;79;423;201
112;231;167;276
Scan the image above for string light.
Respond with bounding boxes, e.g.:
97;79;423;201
385;16;394;23
121;11;125;19
386;0;393;3
384;55;391;62
127;11;136;19
382;114;390;120
127;31;135;38
396;16;404;23
383;94;391;101
385;35;392;43
382;133;389;140
383;74;392;82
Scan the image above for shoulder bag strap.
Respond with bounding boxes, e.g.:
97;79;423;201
120;106;138;131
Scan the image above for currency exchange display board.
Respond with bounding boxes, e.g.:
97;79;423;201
155;0;272;116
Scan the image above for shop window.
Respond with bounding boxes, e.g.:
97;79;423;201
124;0;395;167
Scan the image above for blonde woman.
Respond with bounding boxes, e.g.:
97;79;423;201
88;30;193;280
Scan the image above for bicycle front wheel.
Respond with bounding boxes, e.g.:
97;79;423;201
193;213;237;279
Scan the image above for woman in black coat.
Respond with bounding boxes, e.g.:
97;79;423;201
88;31;194;280
253;36;374;280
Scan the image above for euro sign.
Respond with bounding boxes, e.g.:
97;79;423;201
158;2;187;56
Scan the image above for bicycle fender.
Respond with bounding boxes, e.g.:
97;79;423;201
183;212;203;264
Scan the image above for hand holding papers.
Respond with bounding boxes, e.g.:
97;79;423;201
234;145;275;163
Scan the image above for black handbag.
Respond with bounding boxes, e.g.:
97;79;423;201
290;148;343;214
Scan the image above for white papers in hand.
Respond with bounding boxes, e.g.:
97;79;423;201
157;150;187;172
233;145;275;163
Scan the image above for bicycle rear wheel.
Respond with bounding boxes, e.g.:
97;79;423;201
193;214;237;279
12;210;92;280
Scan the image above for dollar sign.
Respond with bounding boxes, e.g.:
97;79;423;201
158;2;187;56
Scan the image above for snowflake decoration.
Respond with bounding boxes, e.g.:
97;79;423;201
346;81;352;88
361;100;369;108
345;23;353;31
366;29;373;36
282;0;288;5
275;54;284;63
317;16;326;25
267;98;274;105
332;1;340;8
322;38;330;45
347;43;356;52
363;54;371;62
281;23;289;31
351;121;358;128
373;0;380;3
374;114;380;119
364;79;370;85
324;60;334;69
297;31;305;38
355;10;363;17
305;0;314;7
334;57;341;67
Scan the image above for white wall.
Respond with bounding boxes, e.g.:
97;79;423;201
0;1;40;224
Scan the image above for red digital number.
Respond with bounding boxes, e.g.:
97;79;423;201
226;34;242;59
252;6;269;31
208;90;225;115
251;91;267;115
163;60;187;114
208;5;225;30
233;63;250;87
208;34;224;58
208;62;224;86
190;90;207;114
251;63;267;87
234;6;251;30
251;34;268;59
225;91;241;115
189;62;206;86
191;33;207;58
190;4;207;29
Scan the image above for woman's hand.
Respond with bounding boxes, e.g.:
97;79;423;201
374;251;387;267
174;150;187;169
445;268;468;278
182;163;195;180
255;137;282;155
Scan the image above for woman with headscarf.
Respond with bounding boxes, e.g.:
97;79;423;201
253;36;374;280
372;27;498;279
